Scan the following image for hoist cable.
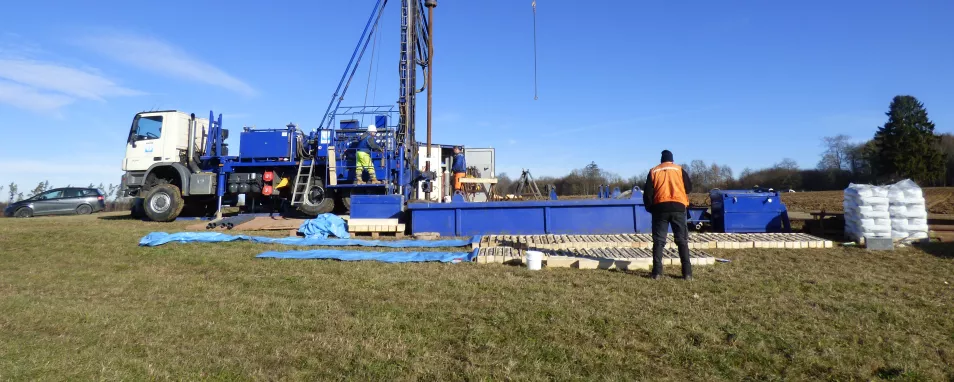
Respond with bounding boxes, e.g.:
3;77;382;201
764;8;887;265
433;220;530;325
532;0;539;100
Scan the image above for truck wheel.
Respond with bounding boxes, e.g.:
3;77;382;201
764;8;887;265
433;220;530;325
298;184;335;216
144;183;185;222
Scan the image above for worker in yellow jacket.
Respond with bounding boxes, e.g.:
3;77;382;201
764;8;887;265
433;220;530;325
643;150;694;280
355;125;383;184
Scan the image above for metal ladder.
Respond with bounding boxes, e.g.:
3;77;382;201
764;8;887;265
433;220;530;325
291;160;314;205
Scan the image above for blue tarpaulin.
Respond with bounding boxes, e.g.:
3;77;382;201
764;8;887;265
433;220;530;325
138;216;478;263
299;214;350;239
257;249;476;263
139;232;476;249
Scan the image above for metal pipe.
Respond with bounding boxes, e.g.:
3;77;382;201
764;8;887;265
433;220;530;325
187;113;196;170
424;0;436;201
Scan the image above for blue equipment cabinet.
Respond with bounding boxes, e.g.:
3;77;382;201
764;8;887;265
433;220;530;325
710;190;791;233
239;129;294;160
350;195;404;219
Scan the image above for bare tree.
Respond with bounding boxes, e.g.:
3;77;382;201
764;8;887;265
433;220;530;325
775;158;799;171
817;135;853;171
5;183;12;202
496;173;514;195
689;160;708;190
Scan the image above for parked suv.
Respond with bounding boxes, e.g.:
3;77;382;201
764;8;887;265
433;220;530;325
3;188;107;218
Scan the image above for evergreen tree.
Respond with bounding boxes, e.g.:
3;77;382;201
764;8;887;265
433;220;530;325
874;95;945;184
30;181;48;197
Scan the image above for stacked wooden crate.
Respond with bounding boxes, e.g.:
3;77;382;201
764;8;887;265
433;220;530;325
346;218;406;238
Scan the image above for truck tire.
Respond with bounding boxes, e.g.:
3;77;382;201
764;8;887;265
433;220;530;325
298;184;335;216
144;183;185;222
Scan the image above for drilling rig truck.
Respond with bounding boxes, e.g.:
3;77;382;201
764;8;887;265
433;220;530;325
120;0;447;222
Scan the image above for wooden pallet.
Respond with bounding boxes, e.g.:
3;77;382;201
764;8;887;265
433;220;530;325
349;231;406;239
475;233;833;250
348;223;407;239
473;247;715;268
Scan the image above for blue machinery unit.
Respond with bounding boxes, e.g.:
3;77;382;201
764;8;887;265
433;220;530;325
710;189;791;233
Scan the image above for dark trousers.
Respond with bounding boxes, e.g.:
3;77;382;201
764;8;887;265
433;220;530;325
651;211;692;277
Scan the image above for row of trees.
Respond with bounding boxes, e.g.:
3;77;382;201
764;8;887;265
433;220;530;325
497;95;948;195
812;95;949;187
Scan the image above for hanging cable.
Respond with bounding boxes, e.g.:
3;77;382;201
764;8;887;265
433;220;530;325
532;0;539;100
372;25;383;107
362;23;381;126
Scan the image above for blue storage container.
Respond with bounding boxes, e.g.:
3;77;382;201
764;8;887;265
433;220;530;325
351;195;404;219
239;129;294;160
710;190;790;233
407;190;652;237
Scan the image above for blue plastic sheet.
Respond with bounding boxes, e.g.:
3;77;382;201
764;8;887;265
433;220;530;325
299;214;350;239
257;249;476;263
139;232;251;246
139;231;475;248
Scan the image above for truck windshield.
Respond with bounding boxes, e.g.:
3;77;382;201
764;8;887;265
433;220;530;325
128;115;163;143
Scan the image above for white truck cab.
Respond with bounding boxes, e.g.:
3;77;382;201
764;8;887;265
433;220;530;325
121;110;219;221
123;111;209;172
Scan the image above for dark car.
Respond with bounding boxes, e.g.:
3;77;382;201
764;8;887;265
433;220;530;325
3;188;107;218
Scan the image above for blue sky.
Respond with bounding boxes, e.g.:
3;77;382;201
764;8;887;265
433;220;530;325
1;0;952;193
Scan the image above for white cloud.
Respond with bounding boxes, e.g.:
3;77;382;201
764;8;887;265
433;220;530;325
79;33;256;97
0;80;75;112
0;33;142;112
0;58;141;101
507;139;517;145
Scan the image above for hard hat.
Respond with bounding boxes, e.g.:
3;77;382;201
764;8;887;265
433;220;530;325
367;125;377;133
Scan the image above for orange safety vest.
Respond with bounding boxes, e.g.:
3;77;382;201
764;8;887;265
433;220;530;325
650;162;689;206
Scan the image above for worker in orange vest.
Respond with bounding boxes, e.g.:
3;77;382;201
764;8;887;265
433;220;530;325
452;146;466;192
643;150;694;280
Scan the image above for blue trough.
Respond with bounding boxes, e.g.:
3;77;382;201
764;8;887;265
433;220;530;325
408;189;652;237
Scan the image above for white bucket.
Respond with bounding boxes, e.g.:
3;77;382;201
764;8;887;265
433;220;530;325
526;251;543;271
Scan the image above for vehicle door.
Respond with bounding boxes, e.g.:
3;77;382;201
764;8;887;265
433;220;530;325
81;189;106;211
30;189;65;215
124;113;165;171
61;188;87;213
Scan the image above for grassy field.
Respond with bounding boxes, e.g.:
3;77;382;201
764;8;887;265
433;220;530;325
2;213;954;380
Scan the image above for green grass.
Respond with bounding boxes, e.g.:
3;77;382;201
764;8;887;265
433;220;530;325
1;213;954;380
